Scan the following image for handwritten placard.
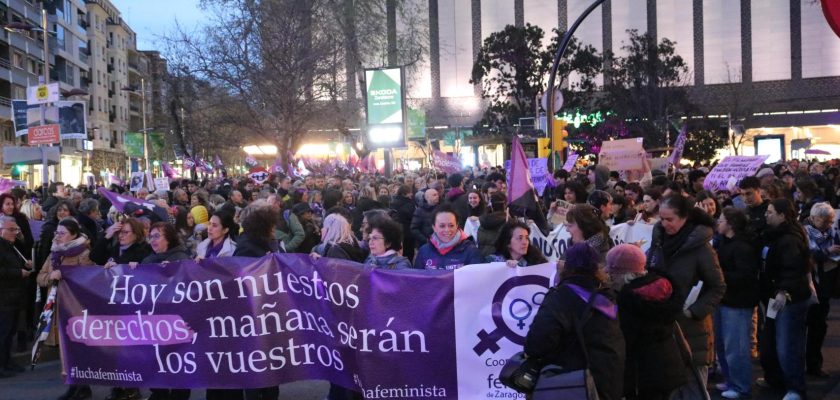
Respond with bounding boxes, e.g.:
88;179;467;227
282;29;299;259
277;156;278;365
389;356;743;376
703;155;769;192
563;153;579;172
504;158;549;196
599;138;644;171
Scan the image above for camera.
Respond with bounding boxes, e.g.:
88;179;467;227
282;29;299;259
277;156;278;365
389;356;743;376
499;352;541;393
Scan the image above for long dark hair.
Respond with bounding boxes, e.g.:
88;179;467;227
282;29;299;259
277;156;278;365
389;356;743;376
494;221;547;265
721;206;754;241
768;198;810;264
466;190;486;216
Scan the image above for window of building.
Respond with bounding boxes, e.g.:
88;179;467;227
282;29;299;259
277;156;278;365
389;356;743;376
27;59;36;74
12;52;23;69
13;85;26;99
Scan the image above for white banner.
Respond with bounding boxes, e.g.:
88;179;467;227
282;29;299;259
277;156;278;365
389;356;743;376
454;262;554;398
525;221;654;262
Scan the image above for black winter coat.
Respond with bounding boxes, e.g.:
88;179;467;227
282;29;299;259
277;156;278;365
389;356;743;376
142;245;192;263
716;235;761;308
646;221;725;367
36;219;58;272
525;275;625;400
104;241;152;265
233;233;281;257
410;202;436;247
389;195;416;259
617;272;687;397
762;222;812;303
0;238;27;310
477;211;506;258
8;212;33;262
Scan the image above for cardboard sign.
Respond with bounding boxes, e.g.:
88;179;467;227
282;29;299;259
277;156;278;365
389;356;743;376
129;172;145;192
145;171;155;192
650;157;670;172
504;157;549;196
599;137;644;171
154;177;170;192
432;150;462;174
27;124;60;145
562;153;579;172
704;155;769;192
550;200;572;225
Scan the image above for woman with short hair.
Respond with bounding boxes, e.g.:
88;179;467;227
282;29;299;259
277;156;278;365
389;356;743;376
364;217;411;269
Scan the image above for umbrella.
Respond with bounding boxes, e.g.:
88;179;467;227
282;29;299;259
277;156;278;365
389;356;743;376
31;285;57;370
805;149;831;155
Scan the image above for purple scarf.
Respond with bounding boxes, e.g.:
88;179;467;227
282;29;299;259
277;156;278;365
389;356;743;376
566;283;618;319
205;238;226;259
50;242;88;269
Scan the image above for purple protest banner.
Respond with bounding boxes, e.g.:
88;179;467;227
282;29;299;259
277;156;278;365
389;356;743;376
432;150;462;174
57;254;458;393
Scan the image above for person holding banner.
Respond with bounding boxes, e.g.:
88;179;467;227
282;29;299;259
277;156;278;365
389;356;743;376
195;211;238;260
35;219;92;400
0;216;31;380
524;243;625;400
363;217;411;270
413;204;482;270
486;221;547;267
646;194;725;399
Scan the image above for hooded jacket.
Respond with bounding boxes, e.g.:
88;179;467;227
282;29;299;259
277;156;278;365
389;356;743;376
646;216;726;367
525;275;625;400
413;231;483;270
477;211;507;258
617;272;687;397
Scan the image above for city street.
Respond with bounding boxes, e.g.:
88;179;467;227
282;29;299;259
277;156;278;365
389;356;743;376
3;301;840;400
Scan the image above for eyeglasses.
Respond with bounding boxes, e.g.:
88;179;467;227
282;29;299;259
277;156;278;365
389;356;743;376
149;234;163;240
368;235;385;242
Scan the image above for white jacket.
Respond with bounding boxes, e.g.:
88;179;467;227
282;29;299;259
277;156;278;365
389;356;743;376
195;236;237;258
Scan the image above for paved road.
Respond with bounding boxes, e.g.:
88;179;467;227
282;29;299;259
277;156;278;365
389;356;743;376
4;301;840;400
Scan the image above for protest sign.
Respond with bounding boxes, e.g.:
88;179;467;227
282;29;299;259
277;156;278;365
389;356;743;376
58;254;553;399
432;150;462;174
703;155;769;192
145;171;155;192
650;157;670;172
549;200;572;226
154;177;169;192
609;222;655;252
464;217;480;242
599;137;644;171
562;153;579;172
526;220;654;262
504;158;549;196
129;172;145;192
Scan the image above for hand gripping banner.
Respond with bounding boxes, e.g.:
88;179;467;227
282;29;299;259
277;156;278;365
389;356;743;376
57;254;556;399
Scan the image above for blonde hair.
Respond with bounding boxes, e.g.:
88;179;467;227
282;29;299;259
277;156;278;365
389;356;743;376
321;213;357;245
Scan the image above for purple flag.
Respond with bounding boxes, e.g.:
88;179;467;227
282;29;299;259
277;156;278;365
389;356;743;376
270;158;285;174
507;136;548;229
161;162;177;179
97;188;169;222
214;155;225;169
183;158;196;170
432;150;461;174
670;124;688;166
245;154;258;167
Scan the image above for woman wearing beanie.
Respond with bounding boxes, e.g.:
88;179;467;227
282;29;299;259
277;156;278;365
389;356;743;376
606;244;686;400
524;243;625;400
646;194;725;398
190;205;209;226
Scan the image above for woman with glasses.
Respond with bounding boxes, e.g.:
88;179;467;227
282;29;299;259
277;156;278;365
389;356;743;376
35;218;92;400
0;193;33;263
142;222;192;400
363;217;411;270
94;218;150;400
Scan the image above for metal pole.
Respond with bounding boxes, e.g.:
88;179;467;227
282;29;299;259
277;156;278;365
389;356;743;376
141;78;149;173
545;0;606;157
40;8;49;198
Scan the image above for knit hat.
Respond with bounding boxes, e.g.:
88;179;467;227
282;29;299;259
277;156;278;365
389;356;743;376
756;167;775;178
605;244;646;275
563;243;601;274
190;205;209;225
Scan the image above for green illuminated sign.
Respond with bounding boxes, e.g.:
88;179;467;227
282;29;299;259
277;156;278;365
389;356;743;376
365;68;404;125
561;110;611;128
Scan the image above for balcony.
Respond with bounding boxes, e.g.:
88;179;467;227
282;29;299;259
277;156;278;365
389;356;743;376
0;58;10;72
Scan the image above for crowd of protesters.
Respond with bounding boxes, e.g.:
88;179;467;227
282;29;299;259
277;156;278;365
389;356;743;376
0;156;837;400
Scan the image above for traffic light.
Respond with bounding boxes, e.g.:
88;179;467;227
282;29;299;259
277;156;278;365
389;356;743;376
552;118;569;152
537;138;551;158
11;164;22;180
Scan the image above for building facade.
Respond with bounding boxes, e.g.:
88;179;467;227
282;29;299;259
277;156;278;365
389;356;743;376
391;0;840;164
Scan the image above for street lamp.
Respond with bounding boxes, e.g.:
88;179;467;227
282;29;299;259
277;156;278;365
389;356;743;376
6;9;52;197
121;78;150;172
